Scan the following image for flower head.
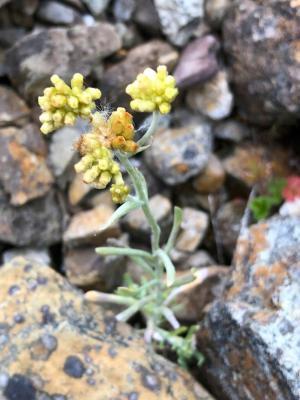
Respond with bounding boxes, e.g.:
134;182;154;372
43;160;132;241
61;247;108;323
38;73;101;134
282;176;300;202
126;65;178;114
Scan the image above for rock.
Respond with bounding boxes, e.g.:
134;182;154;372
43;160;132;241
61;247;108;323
175;207;209;253
198;216;300;400
0;86;30;127
133;0;161;35
214;119;251;143
174;35;219;89
48;125;82;187
177;250;216;271
64;244;125;291
0;27;26;48
0;0;11;8
0;125;53;206
280;199;300;218
154;0;204;46
123;194;172;243
68;173;94;207
113;0;136;21
223;143;291;190
36;1;80;25
101;40;178;105
215;199;246;257
145;121;212;185
82;0;110;15
2;247;51;265
186;71;234;120
0;188;62;246
114;22;142;49
174;266;229;323
223;0;300;126
204;0;233;29
63;204;120;247
6;23;121;102
7;0;39;28
0;257;211;400
193;154;225;194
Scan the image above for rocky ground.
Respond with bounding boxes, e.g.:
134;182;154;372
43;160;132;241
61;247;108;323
0;0;300;399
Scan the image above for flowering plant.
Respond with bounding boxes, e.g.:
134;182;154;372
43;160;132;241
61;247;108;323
38;67;203;368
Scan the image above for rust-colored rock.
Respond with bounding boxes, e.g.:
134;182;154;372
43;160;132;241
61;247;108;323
63;204;120;247
223;143;291;190
0;125;53;205
198;216;300;400
223;0;300;126
193;155;225;194
0;256;211;400
0;85;30;127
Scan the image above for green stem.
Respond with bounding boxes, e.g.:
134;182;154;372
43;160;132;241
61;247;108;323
95;246;153;261
138;111;159;147
164;206;183;254
84;291;135;306
116;151;161;252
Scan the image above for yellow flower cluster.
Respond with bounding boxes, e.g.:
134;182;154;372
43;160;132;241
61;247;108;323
38;73;101;134
74;133;129;203
126;65;178;114
90;108;138;153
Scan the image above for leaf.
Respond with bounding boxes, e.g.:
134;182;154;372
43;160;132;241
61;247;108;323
268;178;286;203
156;249;176;287
99;196;142;231
250;196;275;221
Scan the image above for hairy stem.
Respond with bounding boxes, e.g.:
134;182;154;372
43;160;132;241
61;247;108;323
138;111;159;147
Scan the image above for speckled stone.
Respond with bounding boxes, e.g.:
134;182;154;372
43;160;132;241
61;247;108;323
0;86;29;127
5;23;121;102
0;256;211;400
223;0;300;126
198;216;300;400
0;125;53;206
154;0;204;46
145;122;212;186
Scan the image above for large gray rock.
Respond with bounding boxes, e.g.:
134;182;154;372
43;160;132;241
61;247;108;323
223;0;300;126
145;121;212;185
5;23;121;102
0;188;62;246
0;256;212;400
36;1;80;25
198;216;300;400
154;0;204;46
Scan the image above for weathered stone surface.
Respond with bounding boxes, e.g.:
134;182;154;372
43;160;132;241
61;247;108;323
223;0;300;126
187;71;234;120
82;0;109;15
2;247;51;265
214;119;251;143
204;0;233;29
174;35;219;89
48;125;82;187
198;216;300;400
0;125;53;206
64;245;125;291
154;0;204;46
123;194;172;243
193;154;225;194
145;122;212;185
36;1;80;25
6;23;121;102
0;188;62;246
0;86;30;127
68;173;93;207
223;143;290;190
215;199;246;257
63;204;120;247
113;0;136;21
0;257;210;400
175;207;209;253
133;0;161;35
101;40;178;104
